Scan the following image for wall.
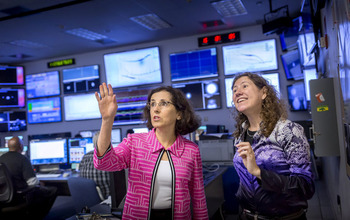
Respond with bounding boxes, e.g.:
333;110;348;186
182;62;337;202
0;24;311;147
317;0;350;219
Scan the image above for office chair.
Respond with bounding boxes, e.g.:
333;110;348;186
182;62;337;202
0;163;34;218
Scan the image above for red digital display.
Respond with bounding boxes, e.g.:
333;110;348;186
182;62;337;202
198;31;240;47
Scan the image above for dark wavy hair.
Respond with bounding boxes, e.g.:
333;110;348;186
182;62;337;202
232;72;288;138
143;86;201;135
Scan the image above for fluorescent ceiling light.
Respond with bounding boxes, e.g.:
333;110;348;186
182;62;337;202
8;40;47;48
211;0;247;17
65;28;108;41
130;13;171;30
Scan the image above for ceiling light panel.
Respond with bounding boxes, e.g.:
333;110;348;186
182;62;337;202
130;13;171;30
211;0;247;17
65;28;108;41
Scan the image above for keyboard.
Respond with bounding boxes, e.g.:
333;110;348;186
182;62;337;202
36;173;61;178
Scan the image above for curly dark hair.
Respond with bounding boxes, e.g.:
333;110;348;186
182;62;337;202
143;86;201;135
232;72;288;138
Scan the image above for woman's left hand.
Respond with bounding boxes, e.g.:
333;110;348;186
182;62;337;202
236;142;261;179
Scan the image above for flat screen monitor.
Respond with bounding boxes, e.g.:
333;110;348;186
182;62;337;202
29;138;68;165
287;81;308;111
298;32;316;67
104;46;162;88
0;66;24;85
111;128;122;146
225;73;281;107
132;127;149;133
0;112;26;132
62;64;100;94
26;71;60;99
281;49;303;80
67;137;93;164
4;135;23;147
113;87;152;125
279;17;301;51
0;88;25;108
27;97;62;124
64;93;101;121
172;79;221;110
303;68;318;101
222;39;278;75
169;47;218;81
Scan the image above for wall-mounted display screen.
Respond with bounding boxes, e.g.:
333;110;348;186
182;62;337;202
62;64;100;94
29;138;68;165
298;32;316;67
68;137;93;164
0;112;26;132
172;79;221;110
222;39;278;75
0;66;24;85
27;97;62;124
287;81;307;111
225;73;281;108
0;88;25;108
104;46;162;88
281;49;303;80
169;48;218;81
4;135;23;147
304;68;318;101
64;93;101;121
113;87;152;125
26;71;60;99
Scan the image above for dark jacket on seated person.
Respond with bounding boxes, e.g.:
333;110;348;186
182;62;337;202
0;136;57;219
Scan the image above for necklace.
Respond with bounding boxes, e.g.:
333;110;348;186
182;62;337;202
246;129;256;138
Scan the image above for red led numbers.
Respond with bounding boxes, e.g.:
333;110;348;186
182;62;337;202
198;31;240;47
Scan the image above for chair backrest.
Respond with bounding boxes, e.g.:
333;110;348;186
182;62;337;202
0;163;14;204
67;177;102;213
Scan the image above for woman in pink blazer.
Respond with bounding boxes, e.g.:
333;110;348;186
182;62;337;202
94;83;208;220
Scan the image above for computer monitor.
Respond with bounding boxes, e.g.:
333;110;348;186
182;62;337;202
0;66;24;86
1;145;28;156
62;64;100;94
79;130;99;138
303;68;318;101
67;137;94;164
26;71;60;98
169;47;218;81
64;93;101;121
281;49;303;80
172;79;221;110
0;88;25;108
222;39;278;75
0;111;27;132
104;46;162;88
287;81;308;111
111;128;122;146
29;138;68;165
27;96;62;124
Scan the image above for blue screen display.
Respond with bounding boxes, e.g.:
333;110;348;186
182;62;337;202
26;71;60;98
172;79;221;110
170;48;218;81
30;138;68;165
0;88;25;108
68;137;93;163
27;97;62;124
287;81;307;111
62;64;100;94
0;111;26;132
281;49;303;80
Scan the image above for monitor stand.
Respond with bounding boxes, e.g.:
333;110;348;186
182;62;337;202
38;164;60;173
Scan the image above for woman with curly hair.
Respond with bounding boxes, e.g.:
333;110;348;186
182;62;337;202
231;72;315;220
94;83;208;220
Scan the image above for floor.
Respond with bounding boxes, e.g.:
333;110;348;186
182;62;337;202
222;179;337;220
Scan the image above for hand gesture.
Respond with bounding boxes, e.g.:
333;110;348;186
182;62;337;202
236;142;261;178
95;83;118;121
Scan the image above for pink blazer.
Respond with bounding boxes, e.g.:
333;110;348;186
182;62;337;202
94;129;208;220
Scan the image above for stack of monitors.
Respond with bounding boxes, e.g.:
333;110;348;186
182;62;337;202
26;71;62;124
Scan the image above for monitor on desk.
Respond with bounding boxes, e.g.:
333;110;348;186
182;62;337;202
29;138;68;170
68;137;94;164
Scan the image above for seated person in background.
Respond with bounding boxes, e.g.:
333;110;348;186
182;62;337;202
79;131;110;200
0;136;57;219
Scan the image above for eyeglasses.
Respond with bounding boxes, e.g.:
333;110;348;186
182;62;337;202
147;101;174;109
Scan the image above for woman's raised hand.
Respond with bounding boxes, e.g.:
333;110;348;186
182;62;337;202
95;83;118;121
